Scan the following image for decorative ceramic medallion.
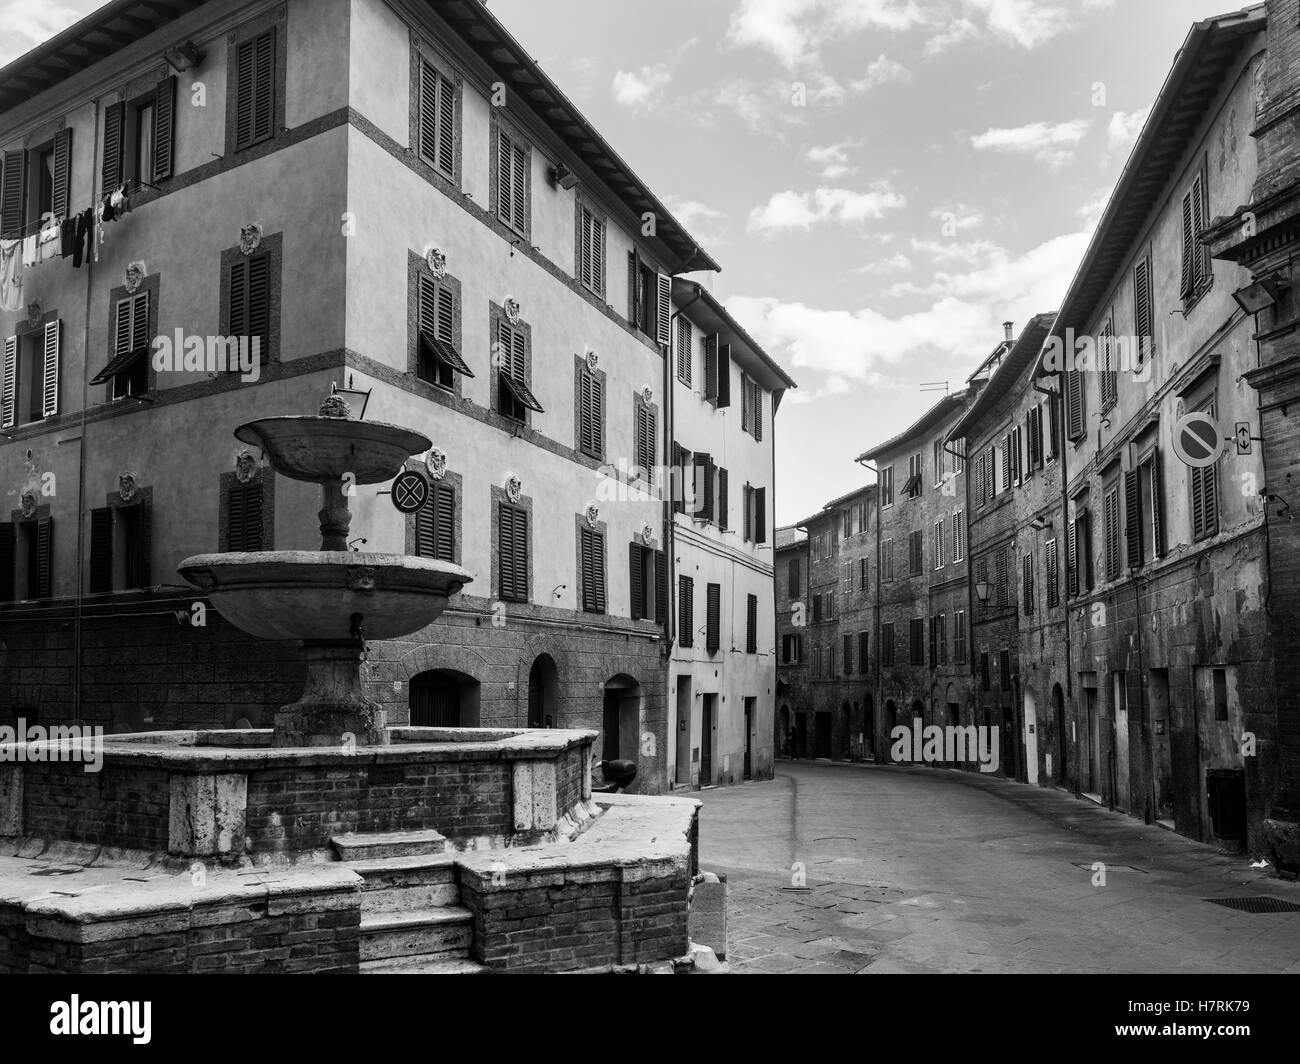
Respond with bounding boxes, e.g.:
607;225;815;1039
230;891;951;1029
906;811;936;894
118;472;138;503
239;223;264;256
234;450;258;485
504;297;521;326
641;522;655;544
426;447;447;482
124;262;146;294
585;351;599;374
585;503;600;528
642;386;654;406
20;491;37;519
505;473;523;504
426;247;447;280
26;300;42;330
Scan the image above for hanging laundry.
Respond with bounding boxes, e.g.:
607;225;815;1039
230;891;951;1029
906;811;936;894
0;239;22;313
21;234;38;269
61;215;78;258
101;194;117;224
37;222;61;264
72;209;93;269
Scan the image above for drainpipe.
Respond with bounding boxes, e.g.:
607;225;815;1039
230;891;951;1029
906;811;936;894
666;285;704;657
855;457;881;760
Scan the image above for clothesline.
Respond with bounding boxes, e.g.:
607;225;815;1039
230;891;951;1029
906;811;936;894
1;177;160;241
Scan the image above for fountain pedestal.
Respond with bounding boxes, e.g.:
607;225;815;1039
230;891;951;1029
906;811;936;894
274;640;386;747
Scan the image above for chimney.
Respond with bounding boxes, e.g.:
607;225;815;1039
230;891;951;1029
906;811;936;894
1003;321;1014;342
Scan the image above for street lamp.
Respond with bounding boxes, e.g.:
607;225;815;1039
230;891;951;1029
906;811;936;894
974;580;992;606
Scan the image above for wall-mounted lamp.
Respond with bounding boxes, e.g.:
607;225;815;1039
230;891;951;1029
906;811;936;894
331;378;372;420
1232;275;1291;315
1029;516;1052;531
164;40;205;74
550;162;579;191
974;580;991;605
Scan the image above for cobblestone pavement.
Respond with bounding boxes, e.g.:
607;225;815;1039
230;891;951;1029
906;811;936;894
695;760;1300;974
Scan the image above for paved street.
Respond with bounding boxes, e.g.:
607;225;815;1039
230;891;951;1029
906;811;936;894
697;760;1300;974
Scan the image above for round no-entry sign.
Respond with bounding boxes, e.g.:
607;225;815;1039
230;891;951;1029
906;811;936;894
391;469;430;514
1172;412;1226;469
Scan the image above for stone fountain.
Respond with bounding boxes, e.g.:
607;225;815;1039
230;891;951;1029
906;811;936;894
177;396;472;747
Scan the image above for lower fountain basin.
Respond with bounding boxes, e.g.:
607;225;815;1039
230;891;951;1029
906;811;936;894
177;551;473;641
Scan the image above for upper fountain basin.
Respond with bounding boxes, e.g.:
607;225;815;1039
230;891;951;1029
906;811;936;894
177;552;473;641
235;416;432;485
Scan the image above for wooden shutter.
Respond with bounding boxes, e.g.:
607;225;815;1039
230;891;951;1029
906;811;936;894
1045;537;1059;608
679;576;694;647
742;484;752;541
432;482;455;561
717;343;732;408
581;526;605;613
42;319;60;418
629;542;644;620
1066;369;1085;441
717;467;728;531
627;250;640;323
230;258;249;340
1;150;24;237
235;30;276;151
1149;452;1164;557
1134;258;1152;362
131;292;150;351
755;487;766;543
1180;189;1195;296
703;334;718;402
1124;468;1142;569
579;369;601;458
706;583;721;653
676;318;692;386
789;557;800;598
995;550;1007;606
747;595;758;653
1022;554;1034;615
1104;487;1120;580
31;518;52;597
655;273;671;346
153;76;177;181
0;524;13;601
499;504;516;599
135;497;152;588
229;481;263;552
247;253;270;355
655;549;667;625
1192;462;1218;541
1191;171;1208;287
420;62;455;179
694;453;713;520
511;141;527;233
51;127;72;219
102;102;124;191
89;507;113;593
1;336;15;429
741;372;750;434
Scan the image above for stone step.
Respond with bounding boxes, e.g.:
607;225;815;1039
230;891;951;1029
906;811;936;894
360;956;489;975
331;829;447;862
359;906;473;962
345;853;461;914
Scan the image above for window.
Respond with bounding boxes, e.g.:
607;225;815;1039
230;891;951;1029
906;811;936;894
933;520;945;570
578;202;605;298
89;497;152;593
226;476;267;552
881;622;895;667
781;633;802;664
706;582;721;653
1180;168;1212;301
975;559;989;610
843;509;853;539
417;275;471;389
1044;397;1060;460
676;317;693;387
843;633;853;674
417;58;457;181
995;550;1007;608
999;649;1011;691
495;317;543;420
908;530;923;576
1067;503;1093;597
413;481;456;562
629;543;663;622
858;500;871;534
827;645;836;677
2;130;70;238
229;251;272;367
1022;553;1034;616
741;374;763;441
498;503;529;603
1010;426;1024;485
788;556;801;598
953;611;967;664
577;360;603;459
902;453;922;498
857;631;868;674
980;652;990;690
859;557;869;591
881;539;895;582
937;612;947;665
1104;479;1121;581
1099;316;1117;413
1;514;52;601
1137;449;1164;563
743;485;767;543
232;28;277;152
630;252;672;347
1;320;59;427
495;123;530;237
975;452;988;508
680;576;694;648
1026;405;1044;472
909;618;925;665
91;292;150;400
747;595;758;654
880;466;894;507
951;511;964;562
830;523;839;553
1065;363;1086;442
579;524;607;614
1212;668;1228;721
1045;538;1060;608
1190;399;1219;541
933;439;945;486
635;397;657;484
1134;257;1154;365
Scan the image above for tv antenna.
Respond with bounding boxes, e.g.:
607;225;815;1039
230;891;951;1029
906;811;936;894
919;381;950;394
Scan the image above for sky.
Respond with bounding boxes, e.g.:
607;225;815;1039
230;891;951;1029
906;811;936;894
2;0;1233;524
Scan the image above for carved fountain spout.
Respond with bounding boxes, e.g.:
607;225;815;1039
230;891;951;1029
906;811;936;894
178;397;472;748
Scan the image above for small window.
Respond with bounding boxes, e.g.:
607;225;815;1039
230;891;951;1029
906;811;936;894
417;59;457;181
578;203;605;297
414;482;456;562
417;276;472;389
496;318;543;421
579;524;607;614
881;623;895;667
679;576;694;648
498;503;529;603
495;124;530;237
1212;668;1228;721
233;28;277;152
746;594;758;654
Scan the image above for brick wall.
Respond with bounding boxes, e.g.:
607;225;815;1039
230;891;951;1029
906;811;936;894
22;763;170;850
557;746;584;814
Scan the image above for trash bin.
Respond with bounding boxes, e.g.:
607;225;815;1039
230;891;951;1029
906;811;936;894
1206;769;1246;840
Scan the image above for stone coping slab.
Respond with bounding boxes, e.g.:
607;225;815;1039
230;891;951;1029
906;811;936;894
3;728;599;774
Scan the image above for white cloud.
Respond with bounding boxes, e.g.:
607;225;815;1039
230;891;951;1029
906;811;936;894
970;118;1092;168
851;54;914;92
1107;107;1150;151
0;0;84;64
963;0;1072;49
727;0;926;71
853;253;914;276
806;140;861;179
663;195;727;244
613;64;673;108
747;184;906;235
929;204;986;233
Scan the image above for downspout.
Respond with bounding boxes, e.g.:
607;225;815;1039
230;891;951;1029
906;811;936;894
666;286;704;658
856;457;881;760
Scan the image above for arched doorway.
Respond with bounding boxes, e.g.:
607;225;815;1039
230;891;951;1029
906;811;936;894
602;674;641;767
527;654;558;728
409;669;480;727
1053;683;1067;784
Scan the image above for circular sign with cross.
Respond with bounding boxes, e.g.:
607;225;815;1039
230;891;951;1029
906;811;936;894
1172;411;1226;469
391;469;430;514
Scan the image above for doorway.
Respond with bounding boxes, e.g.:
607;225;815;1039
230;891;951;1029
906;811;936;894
602;674;641;765
1113;672;1130;812
743;697;755;780
1052;684;1067;785
796;711;808;758
527;654;557;728
1148;669;1173;823
701;693;717;784
1024;688;1039;786
814;712;832;759
409;669;479;727
676;679;693;785
1085;687;1101;797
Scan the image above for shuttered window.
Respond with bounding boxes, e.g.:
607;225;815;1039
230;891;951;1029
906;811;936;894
705;582;721;653
1180;170;1211;299
50;127;72;220
1;336;16;429
1100;317;1118;412
1065;365;1086;441
1;150;25;238
741;375;763;440
89;508;113;593
933;519;945;569
843;633;853;674
858;631;869;673
702;337;732;408
414;482;456;562
881;622;895;667
578;366;603;459
693;452;715;522
1045;538;1060;608
39;318;60;420
496;319;543;419
580;525;606;614
1022;553;1034;616
717;467;729;532
1124;468;1143;570
234;29;276;152
676;318;693;387
1134;257;1153;364
859;557;869;591
418;60;457;180
153;76;177;182
496;126;529;236
417;276;471;388
746;595;758;654
91;501;150;593
0;523;13;602
951;511;964;561
909;618;924;665
1190;448;1219;541
953;611;967;664
1068;507;1093;596
227;481;264;552
1104;483;1121;581
1144;450;1165;558
101;292;150;399
636;401;656;483
908;530;923;576
679;576;694;648
579;205;604;297
995;550;1007;607
1027;405;1043;471
230;253;271;364
1000;649;1011;691
629;543;660;621
881;539;894;582
980;652;990;690
498;503;529;602
788;557;801;597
